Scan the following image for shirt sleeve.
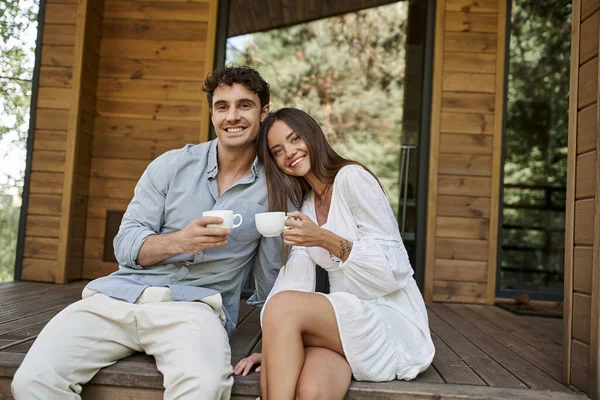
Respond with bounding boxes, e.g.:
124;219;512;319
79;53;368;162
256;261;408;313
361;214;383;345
334;166;413;299
246;235;284;309
259;246;316;325
113;151;177;269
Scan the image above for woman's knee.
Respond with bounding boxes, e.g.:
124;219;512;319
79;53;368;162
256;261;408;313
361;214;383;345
295;377;328;400
262;291;302;327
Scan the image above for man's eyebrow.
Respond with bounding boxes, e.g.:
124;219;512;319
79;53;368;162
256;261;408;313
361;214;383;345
212;98;257;106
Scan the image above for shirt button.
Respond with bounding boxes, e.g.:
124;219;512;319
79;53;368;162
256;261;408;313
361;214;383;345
184;261;191;266
171;277;176;283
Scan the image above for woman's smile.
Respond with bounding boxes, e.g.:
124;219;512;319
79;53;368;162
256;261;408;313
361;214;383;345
289;156;306;168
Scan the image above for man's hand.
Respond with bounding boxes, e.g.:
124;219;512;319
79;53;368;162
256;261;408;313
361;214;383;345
282;211;325;247
137;216;232;266
176;216;231;253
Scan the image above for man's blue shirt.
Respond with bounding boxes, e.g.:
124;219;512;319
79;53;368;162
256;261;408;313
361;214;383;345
86;139;282;335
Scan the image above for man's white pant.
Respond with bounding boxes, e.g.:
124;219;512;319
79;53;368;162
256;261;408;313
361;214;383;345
11;289;234;400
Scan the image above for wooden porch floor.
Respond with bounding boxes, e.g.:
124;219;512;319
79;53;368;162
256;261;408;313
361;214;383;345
0;281;587;399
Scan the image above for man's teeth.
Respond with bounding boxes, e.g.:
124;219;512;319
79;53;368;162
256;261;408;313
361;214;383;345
227;127;244;133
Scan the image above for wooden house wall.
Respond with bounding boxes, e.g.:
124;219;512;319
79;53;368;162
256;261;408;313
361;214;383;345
21;0;80;282
81;0;218;279
564;0;600;396
424;0;507;304
21;0;219;283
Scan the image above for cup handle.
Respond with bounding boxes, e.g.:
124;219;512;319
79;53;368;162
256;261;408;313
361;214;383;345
232;214;243;229
284;215;296;229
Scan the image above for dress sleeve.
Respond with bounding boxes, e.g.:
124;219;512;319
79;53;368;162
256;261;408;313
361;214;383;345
260;246;316;325
335;166;413;299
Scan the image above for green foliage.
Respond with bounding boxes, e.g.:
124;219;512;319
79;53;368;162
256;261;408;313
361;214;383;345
228;3;408;213
0;190;20;282
0;0;38;282
505;0;571;188
501;0;571;293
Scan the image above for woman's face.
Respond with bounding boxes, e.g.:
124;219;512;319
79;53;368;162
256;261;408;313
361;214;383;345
267;120;311;177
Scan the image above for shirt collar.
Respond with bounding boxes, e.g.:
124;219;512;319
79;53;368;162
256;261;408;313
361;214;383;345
206;140;218;178
206;139;262;180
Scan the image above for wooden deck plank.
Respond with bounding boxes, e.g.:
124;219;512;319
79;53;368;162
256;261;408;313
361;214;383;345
466;304;562;360
0;307;68;336
430;333;486;385
232;374;586;400
427;308;526;388
0;298;75;325
0;286;66;306
482;304;563;346
412;364;445;384
0;291;79;317
429;304;571;391
448;304;563;381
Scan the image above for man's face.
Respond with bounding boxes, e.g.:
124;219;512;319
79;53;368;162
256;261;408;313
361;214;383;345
211;83;269;150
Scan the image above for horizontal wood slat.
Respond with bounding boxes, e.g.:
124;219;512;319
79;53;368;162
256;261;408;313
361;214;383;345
99;58;205;81
100;39;206;61
432;281;487;303
578;104;597;153
443;52;496;73
103;19;208;42
435;238;489;261
445;11;498;33
437;216;490;240
437;195;490;218
103;1;210;22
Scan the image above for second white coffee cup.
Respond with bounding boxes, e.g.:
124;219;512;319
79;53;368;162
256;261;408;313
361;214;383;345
255;212;289;237
202;210;243;229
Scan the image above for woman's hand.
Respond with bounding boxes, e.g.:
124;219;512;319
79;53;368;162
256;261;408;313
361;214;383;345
233;352;262;376
283;211;325;247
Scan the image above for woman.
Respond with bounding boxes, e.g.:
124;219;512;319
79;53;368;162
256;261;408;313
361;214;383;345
235;108;434;399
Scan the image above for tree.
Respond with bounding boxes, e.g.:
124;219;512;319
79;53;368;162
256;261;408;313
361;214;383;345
501;0;571;293
228;3;408;214
0;0;39;281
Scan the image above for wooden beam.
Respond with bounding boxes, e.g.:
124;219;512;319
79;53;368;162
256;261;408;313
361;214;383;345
200;0;218;144
590;16;600;396
56;0;91;284
484;0;507;305
564;0;582;384
425;0;446;302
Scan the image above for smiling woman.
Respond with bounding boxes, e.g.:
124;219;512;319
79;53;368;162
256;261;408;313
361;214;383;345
225;1;432;288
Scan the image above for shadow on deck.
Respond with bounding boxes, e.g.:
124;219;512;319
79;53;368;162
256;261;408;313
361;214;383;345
0;281;588;399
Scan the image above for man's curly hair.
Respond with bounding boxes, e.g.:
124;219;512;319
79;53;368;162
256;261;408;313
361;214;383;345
203;65;270;109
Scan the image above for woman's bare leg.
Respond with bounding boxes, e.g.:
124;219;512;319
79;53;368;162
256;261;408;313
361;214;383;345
262;291;345;400
259;363;267;400
296;347;351;400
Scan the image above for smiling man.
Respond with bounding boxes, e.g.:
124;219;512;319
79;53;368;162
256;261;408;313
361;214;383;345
11;66;282;400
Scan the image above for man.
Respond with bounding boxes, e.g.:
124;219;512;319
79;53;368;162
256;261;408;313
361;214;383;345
12;66;281;399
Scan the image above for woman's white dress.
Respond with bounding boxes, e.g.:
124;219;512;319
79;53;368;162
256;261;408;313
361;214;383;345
262;165;435;381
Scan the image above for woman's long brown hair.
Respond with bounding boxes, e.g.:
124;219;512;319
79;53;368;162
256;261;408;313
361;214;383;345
257;108;383;259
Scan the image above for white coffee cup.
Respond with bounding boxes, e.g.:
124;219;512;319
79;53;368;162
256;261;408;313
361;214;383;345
255;212;289;237
202;210;243;229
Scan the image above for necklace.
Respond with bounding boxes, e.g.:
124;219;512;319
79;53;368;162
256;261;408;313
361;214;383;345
315;184;331;212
